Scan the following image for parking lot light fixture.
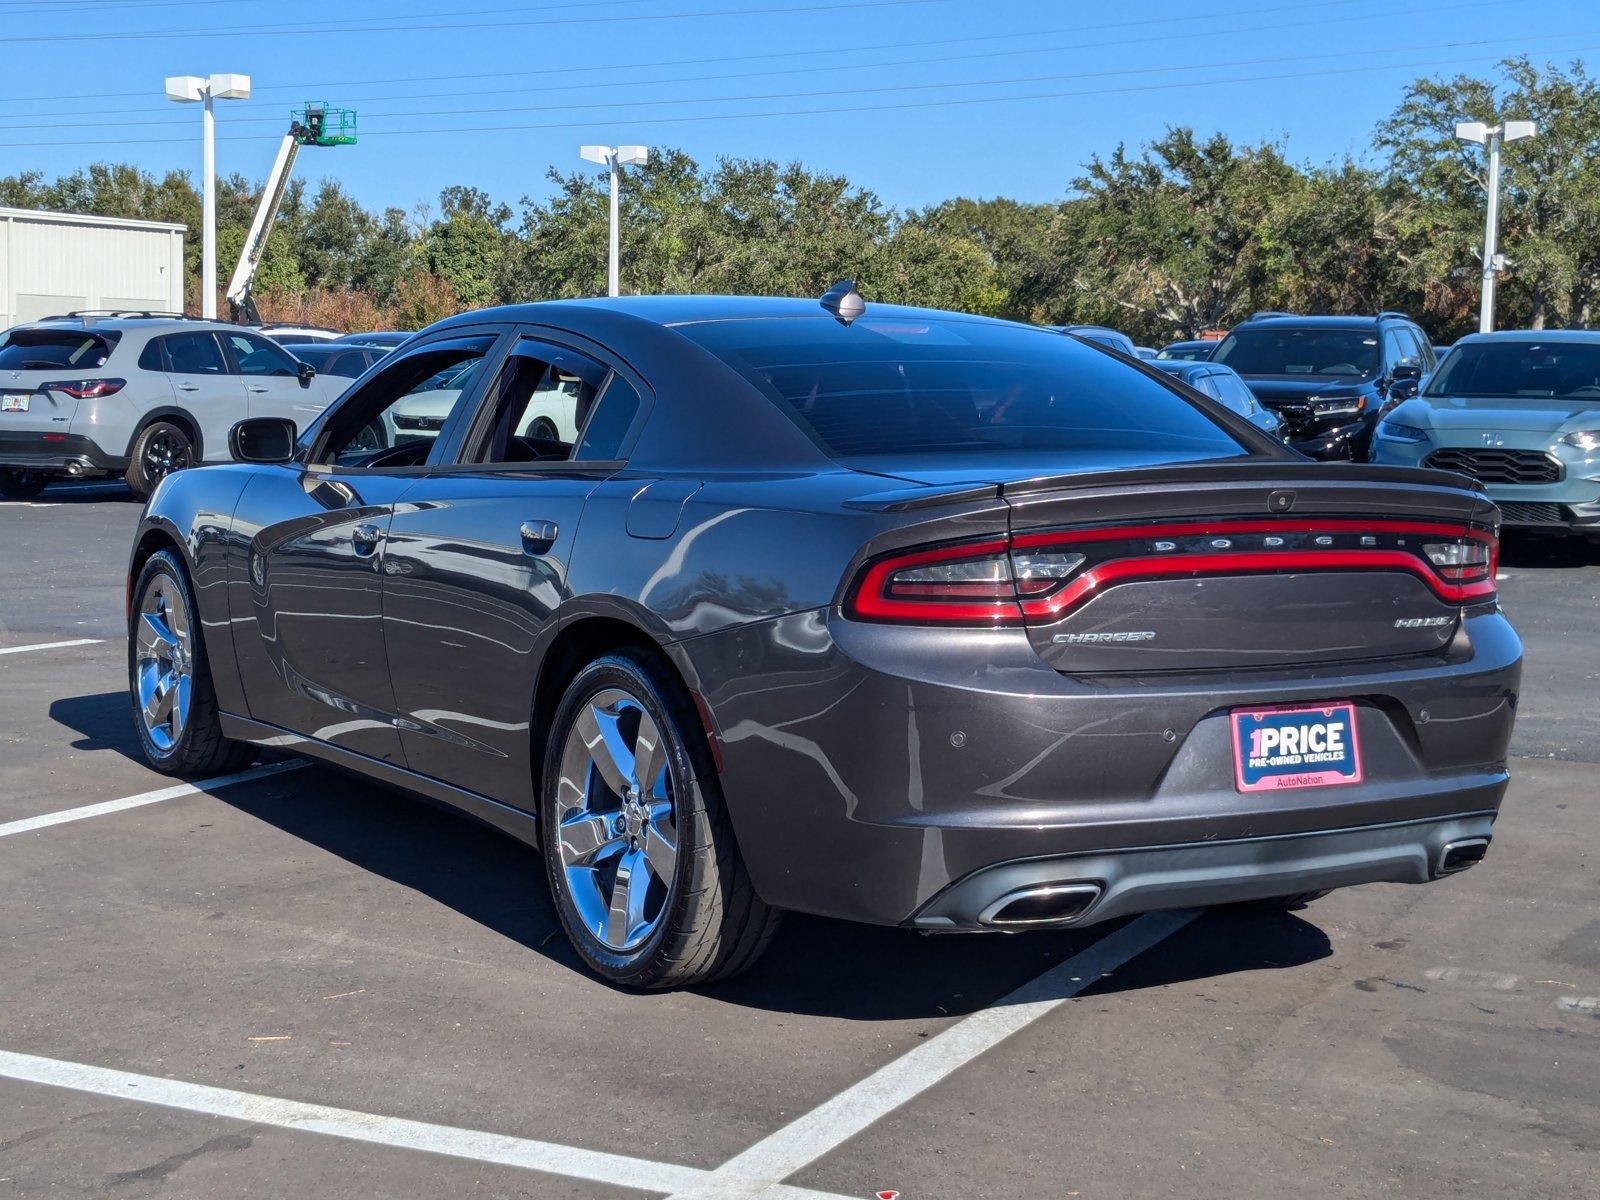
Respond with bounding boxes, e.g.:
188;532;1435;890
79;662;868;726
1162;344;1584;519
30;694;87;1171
166;73;252;320
1455;118;1537;334
580;144;649;297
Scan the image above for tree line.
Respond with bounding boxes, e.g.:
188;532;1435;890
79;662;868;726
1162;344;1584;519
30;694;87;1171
3;57;1595;343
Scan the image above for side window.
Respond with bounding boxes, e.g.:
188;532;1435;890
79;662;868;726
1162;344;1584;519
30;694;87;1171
470;339;635;464
1405;327;1433;369
137;338;165;372
225;332;300;377
1382;329;1408;374
574;375;642;461
162;332;226;375
315;338;494;468
1212;373;1260;416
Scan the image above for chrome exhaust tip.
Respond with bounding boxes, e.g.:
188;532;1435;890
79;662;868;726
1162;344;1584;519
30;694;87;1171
978;882;1103;929
1437;837;1489;876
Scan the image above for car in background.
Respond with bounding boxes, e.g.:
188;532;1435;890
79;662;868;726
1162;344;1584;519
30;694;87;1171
1371;330;1600;537
1133;345;1158;360
334;331;413;349
0;316;347;499
256;323;341;345
126;291;1519;988
1149;359;1287;441
1209;311;1434;460
1052;324;1137;356
1433;343;1454;361
1158;340;1218;361
290;341;390;382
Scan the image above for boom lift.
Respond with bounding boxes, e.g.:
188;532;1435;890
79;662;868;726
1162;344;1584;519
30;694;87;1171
225;102;357;325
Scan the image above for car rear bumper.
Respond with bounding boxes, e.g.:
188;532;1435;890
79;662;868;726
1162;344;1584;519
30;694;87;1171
912;812;1496;930
681;608;1521;927
0;430;125;476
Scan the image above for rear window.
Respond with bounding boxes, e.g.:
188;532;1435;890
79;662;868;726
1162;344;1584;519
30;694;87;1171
678;316;1247;460
0;327;118;370
1211;326;1379;378
1426;340;1600;398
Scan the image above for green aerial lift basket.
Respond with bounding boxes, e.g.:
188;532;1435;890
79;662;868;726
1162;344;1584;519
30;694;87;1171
292;101;357;147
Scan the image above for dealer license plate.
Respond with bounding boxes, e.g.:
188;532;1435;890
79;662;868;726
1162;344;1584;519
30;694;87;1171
1231;702;1362;793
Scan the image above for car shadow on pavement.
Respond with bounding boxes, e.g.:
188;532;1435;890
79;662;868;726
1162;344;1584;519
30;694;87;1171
161;754;1331;1021
49;691;142;757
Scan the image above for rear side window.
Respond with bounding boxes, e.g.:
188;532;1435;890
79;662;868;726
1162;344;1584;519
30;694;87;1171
162;332;227;375
0;328;118;370
679;315;1245;461
224;332;300;377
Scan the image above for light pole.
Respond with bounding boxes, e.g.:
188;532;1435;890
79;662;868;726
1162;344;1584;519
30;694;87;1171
1455;118;1537;334
166;73;252;319
580;144;648;297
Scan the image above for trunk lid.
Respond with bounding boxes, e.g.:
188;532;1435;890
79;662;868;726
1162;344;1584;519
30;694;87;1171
999;461;1497;674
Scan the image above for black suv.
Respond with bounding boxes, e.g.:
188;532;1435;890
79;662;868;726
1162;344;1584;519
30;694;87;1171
1209;312;1434;460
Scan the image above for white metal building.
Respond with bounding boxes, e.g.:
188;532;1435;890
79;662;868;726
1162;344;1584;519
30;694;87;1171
0;207;186;327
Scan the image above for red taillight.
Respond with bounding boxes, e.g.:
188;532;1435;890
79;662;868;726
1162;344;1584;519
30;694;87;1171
845;520;1498;626
45;378;124;399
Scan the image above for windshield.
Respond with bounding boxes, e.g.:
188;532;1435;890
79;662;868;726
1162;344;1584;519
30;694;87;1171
1211;327;1379;378
679;315;1248;461
1426;340;1600;399
0;328;118;370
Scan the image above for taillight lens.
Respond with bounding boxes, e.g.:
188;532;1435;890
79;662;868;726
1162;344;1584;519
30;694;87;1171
846;539;1023;624
45;378;125;399
1423;539;1495;584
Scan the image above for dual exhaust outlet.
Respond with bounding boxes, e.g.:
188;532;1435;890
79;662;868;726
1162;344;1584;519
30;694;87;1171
974;836;1491;929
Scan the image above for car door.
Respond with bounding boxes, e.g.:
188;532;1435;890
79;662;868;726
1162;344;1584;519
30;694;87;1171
381;333;647;805
221;330;333;432
155;331;246;462
227;331;504;764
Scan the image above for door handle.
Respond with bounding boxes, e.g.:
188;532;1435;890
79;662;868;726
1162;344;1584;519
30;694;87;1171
519;519;558;556
248;384;269;393
177;383;200;392
351;523;383;556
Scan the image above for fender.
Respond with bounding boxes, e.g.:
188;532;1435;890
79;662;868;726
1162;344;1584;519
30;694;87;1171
122;405;207;463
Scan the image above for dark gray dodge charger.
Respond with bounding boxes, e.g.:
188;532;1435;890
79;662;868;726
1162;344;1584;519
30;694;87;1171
126;291;1522;988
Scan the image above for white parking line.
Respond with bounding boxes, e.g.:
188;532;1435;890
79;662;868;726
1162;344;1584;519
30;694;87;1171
670;909;1201;1200
0;761;303;839
0;1048;854;1200
0;637;103;656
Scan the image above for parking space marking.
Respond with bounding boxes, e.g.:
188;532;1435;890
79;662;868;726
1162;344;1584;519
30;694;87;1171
669;909;1200;1200
0;637;102;655
0;761;302;839
0;1048;855;1199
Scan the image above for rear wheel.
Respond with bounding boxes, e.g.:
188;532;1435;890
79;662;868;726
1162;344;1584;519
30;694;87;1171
129;549;254;776
125;421;195;500
540;649;779;988
0;468;50;499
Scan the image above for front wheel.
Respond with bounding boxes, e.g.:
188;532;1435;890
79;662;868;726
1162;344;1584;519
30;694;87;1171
0;468;50;499
540;649;779;988
129;549;254;776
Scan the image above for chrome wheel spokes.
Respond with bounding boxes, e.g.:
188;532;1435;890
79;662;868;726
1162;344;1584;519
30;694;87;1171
134;576;193;752
556;688;679;952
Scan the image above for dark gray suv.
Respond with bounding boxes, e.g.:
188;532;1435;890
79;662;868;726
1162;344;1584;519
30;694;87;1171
126;293;1521;988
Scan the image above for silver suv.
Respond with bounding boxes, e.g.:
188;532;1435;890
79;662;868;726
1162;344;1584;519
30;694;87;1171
0;315;349;499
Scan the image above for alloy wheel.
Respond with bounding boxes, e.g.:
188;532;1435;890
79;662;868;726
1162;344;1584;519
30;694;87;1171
143;429;191;483
134;573;193;753
554;688;679;952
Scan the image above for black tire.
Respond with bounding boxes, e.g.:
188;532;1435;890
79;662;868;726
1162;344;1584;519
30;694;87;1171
540;648;780;988
128;549;254;777
0;468;50;499
125;420;195;500
527;416;559;441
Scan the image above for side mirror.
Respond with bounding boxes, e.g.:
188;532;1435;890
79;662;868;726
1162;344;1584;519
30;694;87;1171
298;361;317;387
229;416;298;464
1392;359;1423;382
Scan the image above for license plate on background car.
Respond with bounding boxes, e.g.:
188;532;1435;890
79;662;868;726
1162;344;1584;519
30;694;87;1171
1231;702;1362;792
1;393;27;412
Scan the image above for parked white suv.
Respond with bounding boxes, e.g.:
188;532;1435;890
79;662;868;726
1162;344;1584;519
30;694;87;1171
0;315;348;499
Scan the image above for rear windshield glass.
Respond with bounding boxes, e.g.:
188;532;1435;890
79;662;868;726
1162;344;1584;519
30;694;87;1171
0;328;118;370
1426;340;1600;398
678;316;1247;460
1211;327;1379;378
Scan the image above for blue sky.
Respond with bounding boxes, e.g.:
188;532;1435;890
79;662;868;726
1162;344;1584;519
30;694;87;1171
1;0;1593;217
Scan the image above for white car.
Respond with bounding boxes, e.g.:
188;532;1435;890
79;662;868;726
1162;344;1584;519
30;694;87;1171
387;361;582;446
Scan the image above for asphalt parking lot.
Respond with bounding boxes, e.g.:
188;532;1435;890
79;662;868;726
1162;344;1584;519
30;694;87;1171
1;481;1596;1200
